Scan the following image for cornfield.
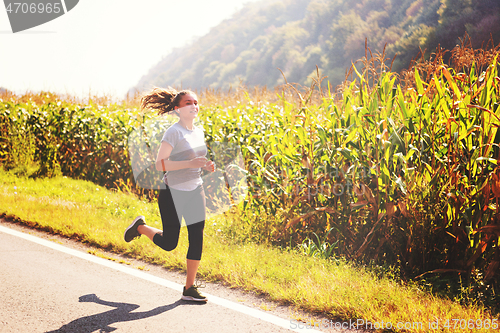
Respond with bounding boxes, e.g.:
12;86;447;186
1;39;499;310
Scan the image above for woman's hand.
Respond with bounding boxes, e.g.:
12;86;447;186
202;160;216;173
190;156;209;168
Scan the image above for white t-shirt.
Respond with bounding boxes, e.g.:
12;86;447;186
161;122;207;191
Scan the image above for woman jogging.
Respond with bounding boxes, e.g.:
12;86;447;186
124;88;215;302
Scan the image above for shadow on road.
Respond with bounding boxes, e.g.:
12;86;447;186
45;293;205;332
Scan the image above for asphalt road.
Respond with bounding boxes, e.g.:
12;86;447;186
0;222;349;333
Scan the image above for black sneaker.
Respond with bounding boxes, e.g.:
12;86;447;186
124;216;146;242
181;284;207;302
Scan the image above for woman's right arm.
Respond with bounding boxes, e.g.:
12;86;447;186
155;141;208;171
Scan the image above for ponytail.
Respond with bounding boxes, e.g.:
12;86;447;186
140;87;196;115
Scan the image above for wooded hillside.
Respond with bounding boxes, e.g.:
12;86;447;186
130;0;500;93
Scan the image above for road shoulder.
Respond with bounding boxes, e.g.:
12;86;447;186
1;217;360;333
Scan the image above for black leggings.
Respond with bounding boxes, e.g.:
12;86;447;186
153;185;205;260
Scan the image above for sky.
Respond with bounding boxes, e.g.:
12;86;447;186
0;0;260;100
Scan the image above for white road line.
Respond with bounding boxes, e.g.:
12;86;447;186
0;225;323;333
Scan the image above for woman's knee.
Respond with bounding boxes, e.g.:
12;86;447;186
153;232;179;251
188;221;205;240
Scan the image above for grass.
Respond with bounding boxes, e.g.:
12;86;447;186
0;169;497;332
87;249;132;265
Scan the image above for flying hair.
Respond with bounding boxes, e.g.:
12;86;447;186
140;87;196;115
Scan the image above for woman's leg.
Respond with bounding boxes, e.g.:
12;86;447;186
135;185;206;294
186;259;201;290
137;224;162;241
150;187;181;251
184;221;204;288
181;186;206;289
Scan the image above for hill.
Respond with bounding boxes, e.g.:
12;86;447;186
129;0;500;94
